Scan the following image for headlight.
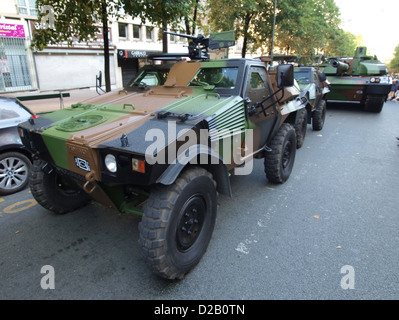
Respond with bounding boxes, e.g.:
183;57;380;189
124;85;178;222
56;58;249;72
105;154;117;173
370;78;376;83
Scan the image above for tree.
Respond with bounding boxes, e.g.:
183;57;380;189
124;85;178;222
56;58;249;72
32;0;127;92
124;0;193;53
389;44;399;73
206;0;274;58
276;0;341;63
325;29;359;58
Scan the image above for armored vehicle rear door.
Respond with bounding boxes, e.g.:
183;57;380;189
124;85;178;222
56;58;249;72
244;65;278;150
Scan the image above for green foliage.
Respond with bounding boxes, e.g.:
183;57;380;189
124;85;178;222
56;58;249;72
389;44;399;73
32;0;124;50
205;0;357;61
206;0;274;57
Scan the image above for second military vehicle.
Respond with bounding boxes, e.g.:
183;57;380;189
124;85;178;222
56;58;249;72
19;32;307;280
321;47;391;113
294;66;330;147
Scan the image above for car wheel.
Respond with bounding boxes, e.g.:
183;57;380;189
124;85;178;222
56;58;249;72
312;100;327;131
30;160;90;214
264;123;297;183
139;167;217;280
294;108;307;149
0;152;31;195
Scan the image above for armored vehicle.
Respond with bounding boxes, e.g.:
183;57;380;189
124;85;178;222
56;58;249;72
321;47;391;113
294;66;330;147
19;32;307;279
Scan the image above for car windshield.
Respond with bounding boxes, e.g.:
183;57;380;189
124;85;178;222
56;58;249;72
190;67;239;89
294;71;311;85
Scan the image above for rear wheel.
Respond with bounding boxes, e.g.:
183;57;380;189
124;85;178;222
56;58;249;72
139;167;217;280
264;123;297;184
30;160;90;214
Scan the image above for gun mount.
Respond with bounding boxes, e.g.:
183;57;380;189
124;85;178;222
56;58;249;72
149;31;236;61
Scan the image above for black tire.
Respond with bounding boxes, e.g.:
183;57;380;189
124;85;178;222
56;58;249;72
0;151;31;195
30;160;90;214
363;95;384;113
264;123;297;184
139;167;217;280
294;108;307;149
312;99;327;131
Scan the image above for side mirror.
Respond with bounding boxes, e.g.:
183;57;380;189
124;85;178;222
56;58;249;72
318;72;327;83
277;64;294;88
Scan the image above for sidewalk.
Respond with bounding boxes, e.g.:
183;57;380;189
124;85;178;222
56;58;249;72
0;87;101;114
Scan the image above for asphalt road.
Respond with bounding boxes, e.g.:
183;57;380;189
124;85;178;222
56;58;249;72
1;101;398;300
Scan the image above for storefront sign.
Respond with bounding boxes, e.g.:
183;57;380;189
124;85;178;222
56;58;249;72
118;50;148;59
0;23;25;38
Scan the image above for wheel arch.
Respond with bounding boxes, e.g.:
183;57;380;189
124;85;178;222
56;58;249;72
155;144;232;197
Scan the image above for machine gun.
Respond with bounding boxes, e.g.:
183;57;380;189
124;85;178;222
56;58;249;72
149;31;235;61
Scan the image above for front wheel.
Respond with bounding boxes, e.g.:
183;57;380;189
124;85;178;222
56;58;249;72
139;167;217;280
0;152;31;195
264;123;297;184
312;99;327;131
30;160;90;214
294;108;307;149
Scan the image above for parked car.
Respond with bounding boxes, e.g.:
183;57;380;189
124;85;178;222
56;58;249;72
0;97;36;195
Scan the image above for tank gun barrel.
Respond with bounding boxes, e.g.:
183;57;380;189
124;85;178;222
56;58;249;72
331;60;349;72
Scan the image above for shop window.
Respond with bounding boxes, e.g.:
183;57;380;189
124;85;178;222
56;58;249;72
133;25;141;40
118;23;127;38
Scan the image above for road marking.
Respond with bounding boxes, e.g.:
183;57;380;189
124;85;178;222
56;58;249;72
3;199;37;214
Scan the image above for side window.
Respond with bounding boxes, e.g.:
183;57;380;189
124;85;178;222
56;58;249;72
245;66;271;104
250;72;265;89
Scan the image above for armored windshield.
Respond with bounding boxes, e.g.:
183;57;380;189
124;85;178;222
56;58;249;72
190;67;239;90
127;70;169;89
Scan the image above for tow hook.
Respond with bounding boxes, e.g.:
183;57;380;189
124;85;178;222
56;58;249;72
83;171;97;194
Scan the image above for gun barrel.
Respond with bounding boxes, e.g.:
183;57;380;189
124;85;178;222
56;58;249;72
331;60;349;72
163;31;198;40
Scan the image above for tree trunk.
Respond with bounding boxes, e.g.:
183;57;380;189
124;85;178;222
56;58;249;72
101;1;111;92
192;0;199;35
162;20;168;53
241;13;253;58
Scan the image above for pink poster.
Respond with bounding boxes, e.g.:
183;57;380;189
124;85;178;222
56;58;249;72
0;23;25;38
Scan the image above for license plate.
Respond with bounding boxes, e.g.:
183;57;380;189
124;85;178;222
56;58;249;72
74;157;91;172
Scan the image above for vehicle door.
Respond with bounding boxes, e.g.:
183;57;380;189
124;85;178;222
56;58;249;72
244;65;279;150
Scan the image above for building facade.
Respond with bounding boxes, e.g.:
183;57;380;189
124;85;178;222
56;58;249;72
0;0;187;93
